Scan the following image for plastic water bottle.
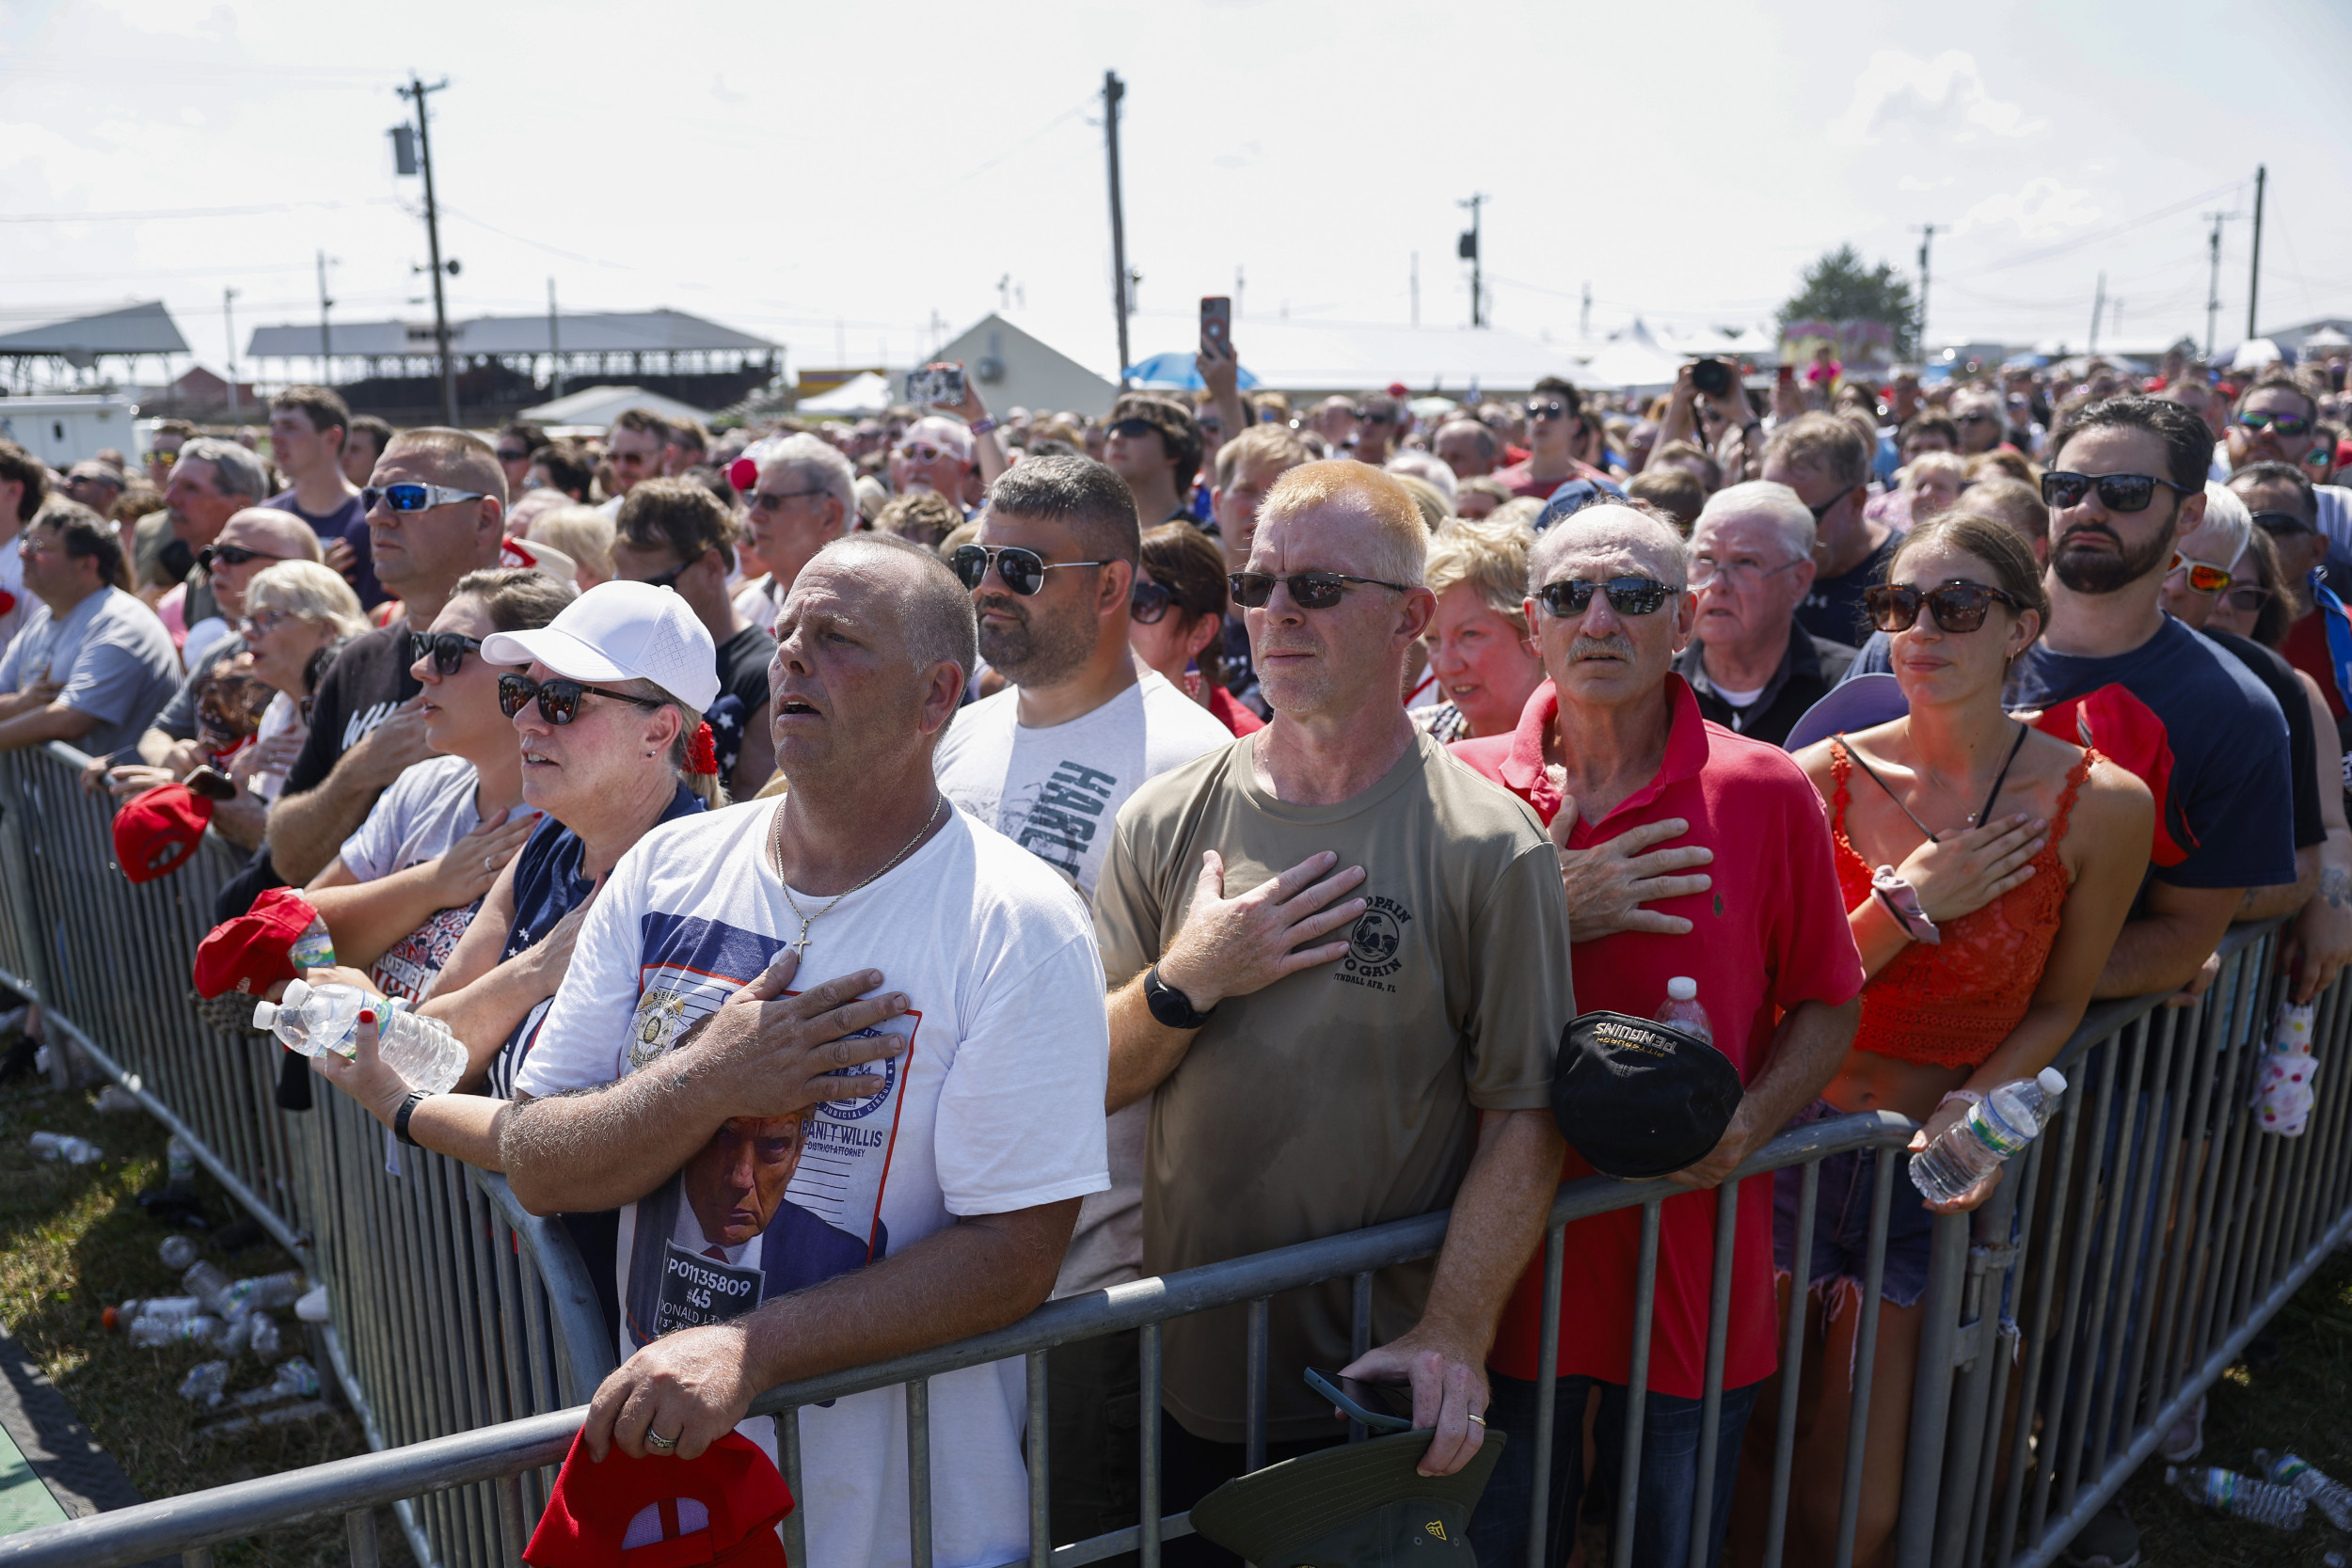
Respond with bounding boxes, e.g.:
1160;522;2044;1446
220;1272;306;1314
289;912;337;972
246;1313;284;1361
182;1259;233;1313
1654;977;1713;1044
252;980;464;1092
2255;1450;2352;1530
29;1132;102;1164
2168;1465;2306;1528
372;1005;465;1096
158;1235;199;1271
1911;1069;2069;1205
250;978;361;1059
133;1313;225;1350
177;1359;230;1406
165;1135;197;1196
233;1356;319;1406
104;1295;203;1331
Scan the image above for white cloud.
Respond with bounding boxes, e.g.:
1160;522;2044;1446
1829;50;2047;146
1954;178;2104;241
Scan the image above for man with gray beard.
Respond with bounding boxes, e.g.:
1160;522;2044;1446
931;453;1232;1556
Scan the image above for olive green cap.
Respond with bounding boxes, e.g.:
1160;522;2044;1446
1187;1429;1505;1568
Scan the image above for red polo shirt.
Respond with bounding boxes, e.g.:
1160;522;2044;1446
1451;676;1862;1398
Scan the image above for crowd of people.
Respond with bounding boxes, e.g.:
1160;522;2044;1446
3;328;2350;1568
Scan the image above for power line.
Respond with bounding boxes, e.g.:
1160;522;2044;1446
0;198;397;225
1972;179;2244;275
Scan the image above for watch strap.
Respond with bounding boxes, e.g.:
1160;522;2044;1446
392;1091;428;1147
1143;965;1215;1030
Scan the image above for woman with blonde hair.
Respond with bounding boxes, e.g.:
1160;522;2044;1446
527;503;615;591
1417;517;1545;743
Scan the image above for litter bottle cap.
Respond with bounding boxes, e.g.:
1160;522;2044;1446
1667;977;1697;1001
2036;1067;2067;1096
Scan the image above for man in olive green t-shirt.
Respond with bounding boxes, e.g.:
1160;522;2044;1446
1094;462;1576;1518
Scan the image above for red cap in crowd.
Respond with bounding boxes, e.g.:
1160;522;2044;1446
193;887;320;999
525;1430;793;1568
113;784;212;884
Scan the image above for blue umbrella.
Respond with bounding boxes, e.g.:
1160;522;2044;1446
1122;352;1260;391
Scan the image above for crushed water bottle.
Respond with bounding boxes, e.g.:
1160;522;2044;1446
28;1132;102;1164
158;1235;199;1271
1911;1068;2068;1206
252;980;465;1092
103;1295;202;1331
2254;1449;2352;1531
246;1313;284;1361
2168;1465;2305;1529
1654;977;1713;1043
233;1356;319;1407
177;1360;230;1407
219;1271;305;1314
182;1259;233;1313
134;1313;225;1350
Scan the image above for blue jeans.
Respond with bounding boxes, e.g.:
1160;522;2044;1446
1470;1370;1761;1568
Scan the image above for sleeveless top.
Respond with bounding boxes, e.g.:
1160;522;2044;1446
1831;737;2096;1069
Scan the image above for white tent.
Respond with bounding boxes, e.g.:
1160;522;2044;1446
2231;338;2286;372
796;372;896;417
1573;321;1689;393
519;384;716;428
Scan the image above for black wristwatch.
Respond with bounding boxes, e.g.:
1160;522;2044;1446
1143;965;1216;1030
392;1091;428;1147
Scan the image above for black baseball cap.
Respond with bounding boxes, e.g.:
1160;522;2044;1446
1552;1010;1743;1180
1187;1429;1504;1568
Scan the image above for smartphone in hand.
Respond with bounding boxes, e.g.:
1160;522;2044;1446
1304;1367;1414;1433
1200;296;1232;356
904;365;968;408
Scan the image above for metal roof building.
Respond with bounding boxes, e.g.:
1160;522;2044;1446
0;301;190;389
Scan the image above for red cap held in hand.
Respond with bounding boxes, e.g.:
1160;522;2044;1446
526;1429;792;1568
113;783;213;884
193;887;321;999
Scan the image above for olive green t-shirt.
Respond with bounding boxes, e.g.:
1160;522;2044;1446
1094;731;1574;1443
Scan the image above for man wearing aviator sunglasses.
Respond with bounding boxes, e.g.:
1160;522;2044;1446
2010;395;2297;1003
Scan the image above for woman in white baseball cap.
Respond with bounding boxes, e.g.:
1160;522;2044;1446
311;578;728;1169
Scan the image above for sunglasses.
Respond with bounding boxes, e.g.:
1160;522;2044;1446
361;483;488;514
1357;409;1393;425
1535;576;1677;618
1107;418;1160;440
2235;409;2314;437
1228;570;1410;610
2222;584;2274;615
610;449;657;467
236;611;286;640
409;631;485;675
747;486;827;514
1130;580;1178;625
197;544;289;571
498;673;660;725
2167;553;2233;594
2252;510;2315;538
953;544;1113;596
2040;470;2194;513
1526;401;1569;420
896;443;956;465
494;447;532;463
1863;581;2024;635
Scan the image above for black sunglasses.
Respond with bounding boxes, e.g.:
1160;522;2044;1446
2252;510;2315;538
1864;581;2023;635
1228;570;1410;610
409;631;485;675
494;447;532;463
632;548;707;593
1527;401;1569;420
498;673;661;725
953;544;1112;596
1108;417;1160;440
2041;470;2195;514
1535;577;1677;618
197;544;288;572
1130;580;1177;625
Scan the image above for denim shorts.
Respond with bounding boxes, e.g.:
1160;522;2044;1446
1772;1098;1938;1309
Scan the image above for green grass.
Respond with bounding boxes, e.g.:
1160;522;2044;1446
2120;1243;2352;1566
0;1069;413;1567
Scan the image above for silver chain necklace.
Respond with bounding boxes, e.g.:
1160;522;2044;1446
769;795;946;955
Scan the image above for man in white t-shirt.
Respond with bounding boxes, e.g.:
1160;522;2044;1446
502;533;1109;1568
933;454;1229;1552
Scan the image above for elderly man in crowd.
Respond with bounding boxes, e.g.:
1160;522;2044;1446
1093;463;1577;1560
1448;499;1863;1568
0;501;180;759
502;532;1110;1568
731;434;859;634
1436;418;1502;481
1763;413;1892;648
61;461;124;519
153;436;271;626
1672;481;1854;744
890;415;977;511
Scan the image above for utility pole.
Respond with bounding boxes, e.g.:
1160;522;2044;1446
1102;71;1132;386
2247;164;2266;341
1410;252;1420;327
1913;223;1938;360
548;277;564;400
2089;272;2106;355
1581;282;1591;341
2202;208;2237;360
1456;193;1486;327
223;287;240;417
395;75;459;425
316;253;334;380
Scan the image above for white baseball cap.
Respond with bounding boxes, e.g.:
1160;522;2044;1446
481;579;721;712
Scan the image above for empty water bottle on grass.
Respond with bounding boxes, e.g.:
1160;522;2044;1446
2254;1449;2352;1531
103;1295;203;1331
1911;1068;2068;1205
182;1259;233;1313
28;1132;101;1164
158;1235;199;1271
252;980;465;1093
135;1314;226;1351
2168;1465;2305;1528
178;1360;230;1407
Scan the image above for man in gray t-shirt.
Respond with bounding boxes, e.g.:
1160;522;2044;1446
0;506;180;761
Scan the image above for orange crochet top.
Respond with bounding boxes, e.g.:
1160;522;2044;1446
1831;738;2095;1069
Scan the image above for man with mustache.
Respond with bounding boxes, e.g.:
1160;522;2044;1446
2010;396;2296;1000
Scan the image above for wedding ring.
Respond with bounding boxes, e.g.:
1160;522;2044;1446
484;855;496;872
1468;1411;1486;1427
644;1429;679;1452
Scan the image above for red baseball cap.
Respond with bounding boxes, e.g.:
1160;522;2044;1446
113;784;212;885
526;1430;792;1568
193;887;320;999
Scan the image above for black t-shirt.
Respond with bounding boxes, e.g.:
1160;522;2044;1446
2206;630;2326;851
1798;533;1900;649
282;619;419;799
708;623;776;778
268;488;380;609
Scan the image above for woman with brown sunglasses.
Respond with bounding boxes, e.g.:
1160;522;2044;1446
1735;512;2152;1565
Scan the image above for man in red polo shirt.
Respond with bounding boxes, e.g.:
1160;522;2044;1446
1451;499;1862;1568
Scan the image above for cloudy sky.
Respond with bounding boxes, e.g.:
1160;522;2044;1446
4;0;2348;382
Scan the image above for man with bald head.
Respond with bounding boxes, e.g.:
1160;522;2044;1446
1093;461;1576;1541
503;533;1111;1568
1449;499;1861;1568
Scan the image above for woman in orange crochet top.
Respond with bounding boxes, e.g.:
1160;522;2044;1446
1737;511;2153;1567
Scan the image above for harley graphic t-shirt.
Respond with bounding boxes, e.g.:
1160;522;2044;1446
517;800;1110;1568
